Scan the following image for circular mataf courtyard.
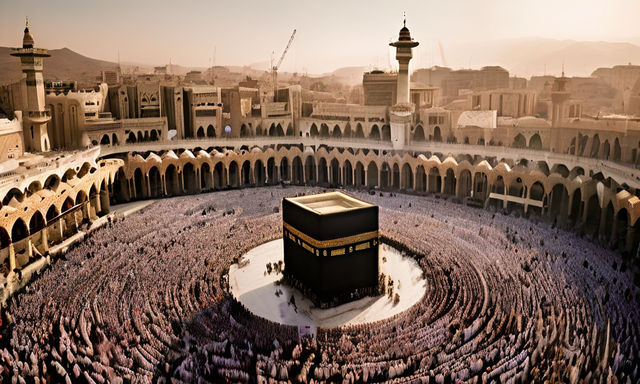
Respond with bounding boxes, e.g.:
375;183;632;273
1;187;638;383
229;239;426;329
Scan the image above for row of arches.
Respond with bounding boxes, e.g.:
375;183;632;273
0;166;119;276
512;133;542;149
123;129;162;144
1;161;99;210
196;125;216;138
307;123;392;141
570;133;622;161
121;147;640;258
238;122;295;137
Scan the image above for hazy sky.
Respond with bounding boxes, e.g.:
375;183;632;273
1;0;639;74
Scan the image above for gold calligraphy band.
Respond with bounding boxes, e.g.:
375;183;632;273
283;221;378;249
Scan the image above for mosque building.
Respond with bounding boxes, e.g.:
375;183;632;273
0;13;639;384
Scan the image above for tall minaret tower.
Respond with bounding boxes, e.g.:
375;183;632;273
389;16;419;105
549;69;570;153
551;69;570;128
388;16;419;149
10;19;51;152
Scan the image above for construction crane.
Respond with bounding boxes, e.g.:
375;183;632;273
437;40;448;68
271;29;296;102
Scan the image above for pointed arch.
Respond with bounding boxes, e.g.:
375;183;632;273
433;126;442;142
512;133;526;148
413;125;425;141
11;218;29;243
528;133;542;149
367;161;378;187
310;124;319;137
369;125;380;140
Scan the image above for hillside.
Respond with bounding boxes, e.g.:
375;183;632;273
0;47;118;86
3;39;639;88
442;38;640;78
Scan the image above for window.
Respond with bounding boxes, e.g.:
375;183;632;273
472;95;481;108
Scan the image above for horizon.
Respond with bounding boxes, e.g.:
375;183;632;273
1;0;640;77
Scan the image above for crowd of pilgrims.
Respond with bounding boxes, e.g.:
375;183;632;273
0;186;638;383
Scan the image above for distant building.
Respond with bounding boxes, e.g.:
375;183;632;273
510;76;527;90
133;76;162;118
470;89;537;118
239;77;259;89
363;70;397;106
363;72;440;109
592;64;640;93
412;66;510;101
45;80;77;93
184;71;204;84
0;106;24;162
154;66;167;75
183;86;222;138
100;70;120;85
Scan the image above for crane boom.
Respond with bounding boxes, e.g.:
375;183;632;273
437;40;448;67
275;29;296;70
272;29;296;102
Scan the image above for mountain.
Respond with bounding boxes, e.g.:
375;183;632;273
441;38;640;78
322;66;368;86
0;47;118;86
3;39;639;88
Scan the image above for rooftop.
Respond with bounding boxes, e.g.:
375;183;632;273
285;191;375;215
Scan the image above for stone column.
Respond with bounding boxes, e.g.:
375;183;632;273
90;194;100;220
426;172;431;193
40;229;49;253
82;202;91;221
57;217;64;241
130;179;137;200
100;190;110;215
625;225;636;254
9;244;16;272
610;215;619;245
598;205;608;240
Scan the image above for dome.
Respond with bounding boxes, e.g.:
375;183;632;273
22;23;34;48
398;25;412;41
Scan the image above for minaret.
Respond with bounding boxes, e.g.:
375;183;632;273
549;68;570;153
551;68;570;127
389;15;419;105
388;16;419;149
10;19;51;152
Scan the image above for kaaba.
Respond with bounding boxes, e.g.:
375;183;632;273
282;191;379;307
